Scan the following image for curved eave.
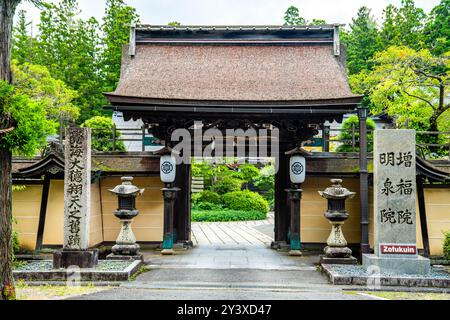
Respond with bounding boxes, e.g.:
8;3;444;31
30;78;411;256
18;153;65;178
417;156;450;182
104;93;363;115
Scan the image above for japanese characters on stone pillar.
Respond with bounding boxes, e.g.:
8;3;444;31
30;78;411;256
64;127;91;250
363;129;430;275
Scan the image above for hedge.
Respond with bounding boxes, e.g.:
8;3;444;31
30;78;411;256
222;190;269;214
192;209;266;222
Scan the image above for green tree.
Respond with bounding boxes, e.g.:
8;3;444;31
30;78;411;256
336;115;376;152
12;10;33;64
12;60;79;122
82;115;125;152
351;46;449;133
101;0;139;93
423;0;450;56
380;4;399;49
346;7;381;75
283;5;306;25
36;0;103;122
0;0;46;301
168;21;181;26
394;0;426;50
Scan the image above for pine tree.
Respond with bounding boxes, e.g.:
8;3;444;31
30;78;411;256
35;0;103;122
380;4;399;49
394;0;426;50
346;7;381;75
423;0;450;55
101;0;139;93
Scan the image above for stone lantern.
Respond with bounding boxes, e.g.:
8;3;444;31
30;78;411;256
107;176;144;260
318;179;357;264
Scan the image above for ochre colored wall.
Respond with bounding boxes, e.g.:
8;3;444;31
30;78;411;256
12;176;449;256
368;187;449;256
100;176;164;242
42;180;104;247
420;188;450;255
43;180;64;245
90;181;104;247
12;185;42;250
300;177;362;244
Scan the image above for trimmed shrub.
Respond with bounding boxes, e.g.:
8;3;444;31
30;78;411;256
195;190;222;205
222;190;269;214
192;209;266;222
193;202;223;211
211;176;243;194
444;231;450;260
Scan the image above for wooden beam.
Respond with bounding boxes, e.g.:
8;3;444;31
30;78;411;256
35;175;51;251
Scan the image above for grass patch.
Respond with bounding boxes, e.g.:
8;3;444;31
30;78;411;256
361;291;450;300
129;265;150;281
15;281;108;300
191;209;266;222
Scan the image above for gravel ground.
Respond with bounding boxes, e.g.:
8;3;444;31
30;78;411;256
328;264;450;279
14;260;133;272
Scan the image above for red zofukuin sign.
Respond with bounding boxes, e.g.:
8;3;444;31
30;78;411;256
380;244;417;254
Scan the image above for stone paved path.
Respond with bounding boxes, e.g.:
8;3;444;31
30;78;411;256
191;213;274;246
144;245;319;270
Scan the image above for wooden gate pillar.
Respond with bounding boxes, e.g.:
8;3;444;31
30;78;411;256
272;144;290;249
174;163;192;247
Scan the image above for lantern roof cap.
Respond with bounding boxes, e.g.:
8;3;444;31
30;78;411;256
109;176;144;196
318;179;356;199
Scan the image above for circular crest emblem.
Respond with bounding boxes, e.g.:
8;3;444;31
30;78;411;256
161;161;174;174
291;162;304;175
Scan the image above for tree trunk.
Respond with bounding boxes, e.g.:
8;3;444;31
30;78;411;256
0;0;20;301
0;149;14;300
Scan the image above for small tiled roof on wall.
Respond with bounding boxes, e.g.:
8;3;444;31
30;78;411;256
105;25;361;106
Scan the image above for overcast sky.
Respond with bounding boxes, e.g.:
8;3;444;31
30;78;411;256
18;0;440;28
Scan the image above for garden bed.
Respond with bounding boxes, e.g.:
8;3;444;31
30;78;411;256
13;259;143;282
191;209;267;222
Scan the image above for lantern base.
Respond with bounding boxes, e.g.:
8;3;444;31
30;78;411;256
324;246;353;258
106;253;143;261
112;243;140;256
320;255;358;265
161;249;175;255
289;250;302;256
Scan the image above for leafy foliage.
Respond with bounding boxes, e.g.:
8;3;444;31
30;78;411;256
222;190;269;214
283;5;326;26
211;175;243;195
350;46;449;132
192;209;266;222
283;6;306;25
423;0;450;56
192;190;222;205
345;7;381;75
35;0;104;122
0;80;55;156
336;115;376;152
444;231;450;260
12;60;79;122
81;116;125;152
101;0;139;93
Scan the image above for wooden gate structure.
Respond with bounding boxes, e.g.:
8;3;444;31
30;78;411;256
104;25;369;252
